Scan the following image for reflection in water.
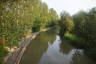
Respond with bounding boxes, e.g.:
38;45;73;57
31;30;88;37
60;40;73;54
20;30;96;64
39;35;74;64
39;35;96;64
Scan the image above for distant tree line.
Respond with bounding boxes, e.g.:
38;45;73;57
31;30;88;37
59;7;96;60
73;8;96;59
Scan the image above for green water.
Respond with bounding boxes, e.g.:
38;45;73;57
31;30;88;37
20;30;96;64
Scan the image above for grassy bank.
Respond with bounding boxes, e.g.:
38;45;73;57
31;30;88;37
63;32;96;60
63;32;85;48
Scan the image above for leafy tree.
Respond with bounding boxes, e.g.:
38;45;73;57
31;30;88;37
0;1;59;63
59;11;74;36
72;7;96;59
46;8;58;27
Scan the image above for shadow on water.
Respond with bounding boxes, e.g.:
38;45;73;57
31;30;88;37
20;29;96;64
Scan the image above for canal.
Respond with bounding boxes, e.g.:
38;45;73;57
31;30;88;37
20;29;96;64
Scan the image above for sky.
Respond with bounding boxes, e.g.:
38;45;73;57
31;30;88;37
42;0;96;15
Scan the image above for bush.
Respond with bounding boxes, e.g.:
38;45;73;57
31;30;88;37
0;44;8;64
32;26;40;33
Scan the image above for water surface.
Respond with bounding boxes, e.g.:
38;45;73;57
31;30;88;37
20;30;96;64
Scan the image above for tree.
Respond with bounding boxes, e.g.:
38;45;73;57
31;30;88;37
59;11;74;36
46;8;58;27
72;8;96;59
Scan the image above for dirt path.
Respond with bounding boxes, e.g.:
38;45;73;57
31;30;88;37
4;32;39;64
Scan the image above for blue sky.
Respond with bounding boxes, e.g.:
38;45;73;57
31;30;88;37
42;0;96;15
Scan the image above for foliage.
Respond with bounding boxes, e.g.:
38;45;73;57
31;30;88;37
0;0;58;63
72;7;96;59
58;7;96;59
59;11;74;36
46;8;58;27
0;44;8;64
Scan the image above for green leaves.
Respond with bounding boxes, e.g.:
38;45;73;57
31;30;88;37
72;7;96;59
59;11;74;36
0;0;59;63
0;0;58;60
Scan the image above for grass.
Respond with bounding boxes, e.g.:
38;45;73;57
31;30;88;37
64;32;85;48
64;32;79;41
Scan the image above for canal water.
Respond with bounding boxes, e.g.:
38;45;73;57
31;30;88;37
20;29;96;64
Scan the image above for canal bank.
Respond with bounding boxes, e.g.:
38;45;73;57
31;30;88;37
4;27;53;64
